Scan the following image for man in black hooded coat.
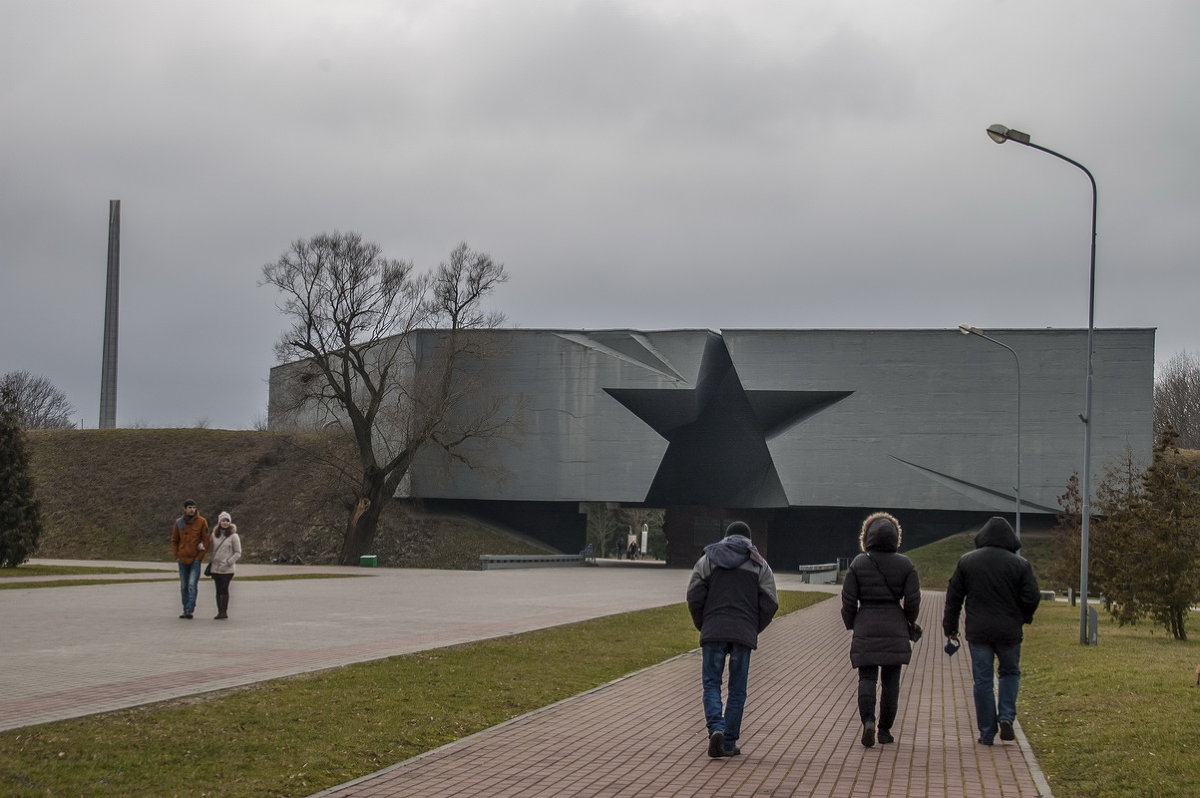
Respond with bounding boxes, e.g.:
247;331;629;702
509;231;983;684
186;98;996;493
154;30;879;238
686;521;778;758
943;516;1041;745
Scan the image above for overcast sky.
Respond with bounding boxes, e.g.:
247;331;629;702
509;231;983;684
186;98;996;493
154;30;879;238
2;0;1197;429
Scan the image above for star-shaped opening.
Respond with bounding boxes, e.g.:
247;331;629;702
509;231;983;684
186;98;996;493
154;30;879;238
606;336;852;507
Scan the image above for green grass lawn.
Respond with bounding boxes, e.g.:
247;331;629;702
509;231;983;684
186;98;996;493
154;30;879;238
0;565;170;578
1021;601;1200;798
0;591;827;798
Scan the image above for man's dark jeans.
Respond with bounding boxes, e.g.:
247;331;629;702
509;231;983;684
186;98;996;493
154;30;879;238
968;640;1021;742
177;559;201;614
702;642;751;748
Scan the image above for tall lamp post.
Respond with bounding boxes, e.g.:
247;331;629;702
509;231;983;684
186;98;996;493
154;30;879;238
987;123;1098;645
958;325;1021;538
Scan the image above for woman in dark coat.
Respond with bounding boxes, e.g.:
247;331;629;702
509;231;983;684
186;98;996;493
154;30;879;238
841;511;921;747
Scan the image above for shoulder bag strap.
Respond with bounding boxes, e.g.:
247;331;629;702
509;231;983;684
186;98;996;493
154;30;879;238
865;553;903;603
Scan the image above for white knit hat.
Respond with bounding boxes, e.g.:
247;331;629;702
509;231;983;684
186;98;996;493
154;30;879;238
218;511;232;523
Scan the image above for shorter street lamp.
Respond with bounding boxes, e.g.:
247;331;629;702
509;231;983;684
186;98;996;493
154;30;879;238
959;324;1021;538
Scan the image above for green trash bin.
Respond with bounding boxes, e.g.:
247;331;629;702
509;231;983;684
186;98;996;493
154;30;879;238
359;555;378;567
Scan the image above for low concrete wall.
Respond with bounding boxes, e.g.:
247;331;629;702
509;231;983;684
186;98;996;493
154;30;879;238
797;562;839;585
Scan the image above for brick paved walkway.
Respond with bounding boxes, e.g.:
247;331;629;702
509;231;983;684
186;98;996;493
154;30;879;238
312;592;1051;798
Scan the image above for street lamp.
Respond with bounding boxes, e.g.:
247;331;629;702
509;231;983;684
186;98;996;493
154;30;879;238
987;123;1098;646
958;325;1021;538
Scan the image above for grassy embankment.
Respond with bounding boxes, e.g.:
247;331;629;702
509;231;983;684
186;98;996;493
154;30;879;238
24;428;549;568
905;523;1054;592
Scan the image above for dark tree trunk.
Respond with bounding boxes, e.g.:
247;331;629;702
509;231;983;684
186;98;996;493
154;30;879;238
339;469;388;565
1170;608;1187;641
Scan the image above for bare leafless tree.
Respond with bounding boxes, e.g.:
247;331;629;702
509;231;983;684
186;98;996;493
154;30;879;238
262;232;514;563
1154;351;1200;449
0;371;76;430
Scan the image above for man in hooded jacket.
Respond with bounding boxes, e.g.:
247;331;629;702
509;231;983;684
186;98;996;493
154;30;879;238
686;521;778;758
942;516;1041;745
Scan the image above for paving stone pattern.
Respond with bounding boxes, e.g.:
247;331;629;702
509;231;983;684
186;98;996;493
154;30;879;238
312;592;1048;798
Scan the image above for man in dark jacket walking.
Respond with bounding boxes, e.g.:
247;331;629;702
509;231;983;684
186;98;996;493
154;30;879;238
942;516;1041;745
686;521;778;758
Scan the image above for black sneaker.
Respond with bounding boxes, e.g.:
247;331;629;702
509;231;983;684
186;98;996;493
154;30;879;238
978;736;994;746
722;744;741;757
861;721;876;748
878;729;894;744
708;731;725;758
179;612;189;619
999;720;1015;741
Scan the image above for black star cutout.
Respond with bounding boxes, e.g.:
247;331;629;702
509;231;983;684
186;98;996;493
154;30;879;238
605;335;852;507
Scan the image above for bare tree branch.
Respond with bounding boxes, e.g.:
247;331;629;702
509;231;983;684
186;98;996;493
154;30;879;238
1154;351;1200;449
261;234;516;563
0;371;77;429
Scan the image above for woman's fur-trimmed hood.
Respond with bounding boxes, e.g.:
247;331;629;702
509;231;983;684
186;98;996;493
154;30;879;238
859;511;902;552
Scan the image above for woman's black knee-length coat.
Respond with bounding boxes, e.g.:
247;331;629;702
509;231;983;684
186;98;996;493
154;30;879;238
841;512;921;668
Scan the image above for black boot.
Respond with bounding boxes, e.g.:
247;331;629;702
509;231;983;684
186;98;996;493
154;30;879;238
861;720;876;748
858;682;877;748
215;594;228;620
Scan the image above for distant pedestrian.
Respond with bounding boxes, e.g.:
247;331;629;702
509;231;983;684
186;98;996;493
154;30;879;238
209;511;242;620
840;512;921;748
686;520;778;758
942;516;1040;745
171;500;210;619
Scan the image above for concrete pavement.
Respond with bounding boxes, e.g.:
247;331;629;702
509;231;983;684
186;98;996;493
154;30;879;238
1;559;806;732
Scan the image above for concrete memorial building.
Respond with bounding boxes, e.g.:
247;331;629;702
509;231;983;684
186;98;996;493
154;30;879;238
269;327;1155;569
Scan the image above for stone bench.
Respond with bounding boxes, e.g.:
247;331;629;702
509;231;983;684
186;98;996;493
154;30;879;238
797;562;839;585
480;553;590;570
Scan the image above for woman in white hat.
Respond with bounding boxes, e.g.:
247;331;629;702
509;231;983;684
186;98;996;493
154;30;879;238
209;511;242;620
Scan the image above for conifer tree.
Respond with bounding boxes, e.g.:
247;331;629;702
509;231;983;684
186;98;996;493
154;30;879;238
0;386;44;567
1047;472;1082;593
1088;431;1200;640
1134;429;1200;640
1090;448;1147;622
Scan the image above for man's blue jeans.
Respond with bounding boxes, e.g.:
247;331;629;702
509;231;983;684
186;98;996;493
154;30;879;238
178;560;201;614
702;642;751;747
968;640;1021;741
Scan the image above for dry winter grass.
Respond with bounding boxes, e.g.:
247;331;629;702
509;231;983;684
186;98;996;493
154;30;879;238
0;564;166;577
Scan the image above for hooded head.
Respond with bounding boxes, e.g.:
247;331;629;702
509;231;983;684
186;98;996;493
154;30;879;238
859;511;902;553
974;516;1020;552
703;520;765;568
724;520;751;541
